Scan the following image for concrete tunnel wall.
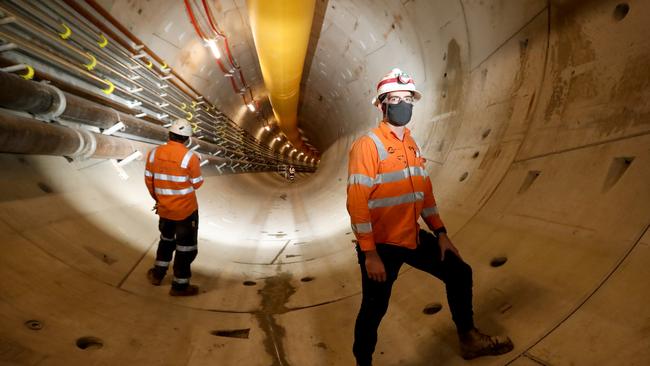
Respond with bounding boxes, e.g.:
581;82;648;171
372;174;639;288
1;0;649;365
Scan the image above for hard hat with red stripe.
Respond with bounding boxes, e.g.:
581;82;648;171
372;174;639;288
372;68;422;106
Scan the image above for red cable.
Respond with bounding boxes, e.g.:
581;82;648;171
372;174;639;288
201;0;245;87
201;0;224;37
185;0;240;93
184;0;207;40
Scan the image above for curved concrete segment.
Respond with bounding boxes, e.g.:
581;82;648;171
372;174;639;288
1;0;649;365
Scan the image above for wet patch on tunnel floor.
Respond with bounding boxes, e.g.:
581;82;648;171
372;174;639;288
255;272;296;366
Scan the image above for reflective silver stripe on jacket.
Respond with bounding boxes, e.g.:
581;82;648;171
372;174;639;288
348;174;375;187
421;206;439;218
148;148;157;163
375;166;428;184
348;167;428;188
155;260;170;267
176;244;198;252
144;170;153;177
180;150;195;169
190;176;204;184
173;277;189;284
352;222;373;234
367;131;389;161
154;187;194;196
154;173;188;182
368;192;425;209
160;235;174;242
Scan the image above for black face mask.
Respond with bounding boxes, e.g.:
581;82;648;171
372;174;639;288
384;101;413;126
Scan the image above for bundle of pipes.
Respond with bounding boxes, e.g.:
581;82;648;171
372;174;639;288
0;0;316;173
0;71;317;174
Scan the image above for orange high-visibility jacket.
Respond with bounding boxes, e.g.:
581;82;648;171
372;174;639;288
347;122;446;251
145;141;204;220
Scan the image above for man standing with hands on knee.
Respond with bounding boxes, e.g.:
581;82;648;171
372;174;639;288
347;68;514;365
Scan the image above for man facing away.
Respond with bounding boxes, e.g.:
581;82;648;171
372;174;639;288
347;68;514;365
144;118;204;296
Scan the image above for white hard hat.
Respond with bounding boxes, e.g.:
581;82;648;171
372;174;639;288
169;118;193;137
371;68;422;106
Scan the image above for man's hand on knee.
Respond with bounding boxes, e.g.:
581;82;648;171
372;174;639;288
364;250;386;282
438;233;461;261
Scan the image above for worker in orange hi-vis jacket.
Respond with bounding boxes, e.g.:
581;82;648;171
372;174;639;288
348;68;513;365
144;118;204;297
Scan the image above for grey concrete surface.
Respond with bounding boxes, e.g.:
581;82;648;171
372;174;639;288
1;0;649;365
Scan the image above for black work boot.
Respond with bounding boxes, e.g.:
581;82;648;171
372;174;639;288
169;284;200;297
146;268;164;286
459;328;514;360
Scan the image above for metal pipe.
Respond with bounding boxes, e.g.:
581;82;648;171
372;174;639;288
0;108;146;159
0;69;56;113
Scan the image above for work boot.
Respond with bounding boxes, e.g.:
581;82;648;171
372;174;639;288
146;268;163;286
169;284;200;297
459;328;514;360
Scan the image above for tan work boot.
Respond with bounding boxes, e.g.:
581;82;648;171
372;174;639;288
169;284;200;297
459;328;514;360
146;268;163;286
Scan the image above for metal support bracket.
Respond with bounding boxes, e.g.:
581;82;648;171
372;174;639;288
36;83;67;121
110;150;143;180
102;121;125;135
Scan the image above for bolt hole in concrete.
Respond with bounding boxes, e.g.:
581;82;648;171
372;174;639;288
422;302;443;315
37;182;53;193
520;38;529;50
243;281;257;286
472;151;480;159
24;320;43;330
613;3;630;21
211;329;250;339
459;172;469;182
518;170;541;194
300;276;315;282
76;336;103;350
490;257;508;267
602;156;635;192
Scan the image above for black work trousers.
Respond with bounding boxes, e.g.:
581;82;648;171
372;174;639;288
353;229;475;366
152;210;199;290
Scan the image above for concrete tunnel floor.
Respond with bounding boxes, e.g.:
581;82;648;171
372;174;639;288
1;0;650;365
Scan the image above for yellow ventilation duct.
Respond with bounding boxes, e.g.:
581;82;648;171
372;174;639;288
247;0;316;152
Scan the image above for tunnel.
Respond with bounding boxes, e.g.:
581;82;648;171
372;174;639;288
1;0;649;365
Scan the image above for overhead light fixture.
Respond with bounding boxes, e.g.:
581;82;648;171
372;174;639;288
247;102;256;112
275;136;281;141
264;125;271;131
207;40;221;59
